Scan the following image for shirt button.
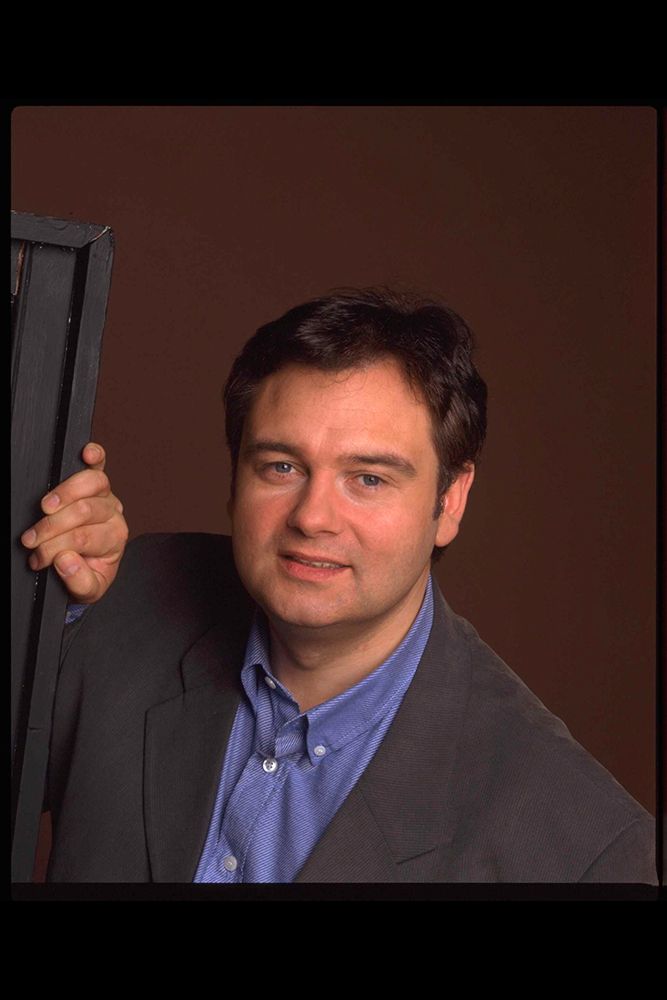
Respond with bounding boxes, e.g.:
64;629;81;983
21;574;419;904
263;757;278;773
223;855;237;872
264;676;277;689
313;744;327;757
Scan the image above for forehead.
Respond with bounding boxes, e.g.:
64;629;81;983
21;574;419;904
244;361;436;459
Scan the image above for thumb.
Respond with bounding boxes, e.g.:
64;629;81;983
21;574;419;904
53;552;103;603
82;441;106;471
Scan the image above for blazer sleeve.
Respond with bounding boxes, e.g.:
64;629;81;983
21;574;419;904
578;816;657;883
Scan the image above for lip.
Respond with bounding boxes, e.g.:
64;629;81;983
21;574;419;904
279;551;351;581
280;550;350;567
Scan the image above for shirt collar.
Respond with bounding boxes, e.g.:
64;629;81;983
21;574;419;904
240;577;434;766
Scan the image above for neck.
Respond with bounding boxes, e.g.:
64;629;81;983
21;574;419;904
267;577;430;712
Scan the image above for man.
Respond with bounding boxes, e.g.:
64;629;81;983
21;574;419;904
22;288;656;884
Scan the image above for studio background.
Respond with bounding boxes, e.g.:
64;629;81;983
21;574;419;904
12;105;656;877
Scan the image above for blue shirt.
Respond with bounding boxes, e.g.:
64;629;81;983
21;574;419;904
194;577;434;883
65;603;89;624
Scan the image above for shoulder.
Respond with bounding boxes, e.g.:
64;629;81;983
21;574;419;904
63;532;248;648
48;533;253;814
57;531;253;700
427;590;656;883
107;531;239;600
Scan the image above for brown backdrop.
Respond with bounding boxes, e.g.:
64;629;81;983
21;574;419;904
12;106;656;874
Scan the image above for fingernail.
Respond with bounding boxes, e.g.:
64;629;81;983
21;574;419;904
29;554;40;571
55;558;79;577
43;493;60;510
87;445;100;458
21;529;37;547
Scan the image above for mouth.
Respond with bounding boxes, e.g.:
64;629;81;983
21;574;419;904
284;554;348;568
280;552;348;569
279;552;351;579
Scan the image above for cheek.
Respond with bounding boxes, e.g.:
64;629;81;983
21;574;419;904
232;489;289;541
399;504;440;550
352;506;436;556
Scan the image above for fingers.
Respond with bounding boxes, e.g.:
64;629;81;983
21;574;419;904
38;467;112;518
52;551;119;603
21;498;127;571
19;442;129;604
22;495;121;546
33;441;109;517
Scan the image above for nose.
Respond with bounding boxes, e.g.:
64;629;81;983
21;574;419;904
286;473;343;537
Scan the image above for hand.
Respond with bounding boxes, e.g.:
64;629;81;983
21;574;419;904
20;442;129;604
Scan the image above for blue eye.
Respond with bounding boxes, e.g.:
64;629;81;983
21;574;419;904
360;474;382;488
273;462;293;475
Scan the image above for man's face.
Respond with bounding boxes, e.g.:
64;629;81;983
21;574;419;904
230;360;469;642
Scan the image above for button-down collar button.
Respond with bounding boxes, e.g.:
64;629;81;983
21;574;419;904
264;675;277;690
313;744;327;757
223;855;238;872
262;757;279;774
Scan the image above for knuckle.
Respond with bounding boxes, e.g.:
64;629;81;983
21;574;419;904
72;528;89;550
78;579;98;600
78;468;108;495
30;517;48;541
34;512;51;537
96;471;111;494
112;514;129;547
75;498;92;519
32;542;50;567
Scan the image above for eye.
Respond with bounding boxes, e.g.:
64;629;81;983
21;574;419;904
264;461;298;479
259;461;297;482
358;473;383;488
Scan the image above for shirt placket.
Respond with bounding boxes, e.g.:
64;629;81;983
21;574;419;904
227;677;306;880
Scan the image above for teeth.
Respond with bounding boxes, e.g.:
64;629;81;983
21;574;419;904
292;557;342;568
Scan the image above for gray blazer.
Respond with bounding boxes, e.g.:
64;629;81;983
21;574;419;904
46;533;656;883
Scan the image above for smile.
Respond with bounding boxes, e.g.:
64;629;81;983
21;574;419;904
289;557;346;569
279;553;350;579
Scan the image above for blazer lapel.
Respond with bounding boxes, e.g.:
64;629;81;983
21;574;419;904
143;619;248;882
297;587;473;882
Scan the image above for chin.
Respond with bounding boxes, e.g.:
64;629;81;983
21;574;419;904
257;589;361;632
265;603;346;631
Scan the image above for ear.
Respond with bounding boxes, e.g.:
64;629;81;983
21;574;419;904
435;465;475;548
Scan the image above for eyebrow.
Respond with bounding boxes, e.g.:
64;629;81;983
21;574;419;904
244;440;418;477
342;452;417;477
